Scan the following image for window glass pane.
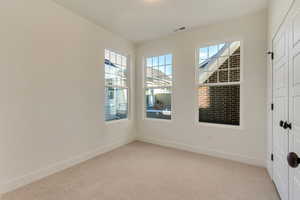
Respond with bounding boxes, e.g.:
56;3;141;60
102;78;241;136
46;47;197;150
116;54;122;65
105;63;114;86
222;44;230;56
218;43;225;50
145;67;152;87
105;87;128;121
229;54;240;69
230;69;240;82
200;47;208;60
147;58;152;67
218;57;229;69
166;65;172;76
230;41;241;55
200;59;207;66
122;56;127;66
166;54;172;65
146;88;171;120
163;68;172;87
153;65;159;79
208;71;218;83
209;45;218;58
153;57;158;66
110;52;116;63
105;64;122;87
159;56;165;66
199;71;210;84
159;65;165;73
121;78;126;87
198;85;240;126
199;59;210;71
219;70;229;82
105;50;110;60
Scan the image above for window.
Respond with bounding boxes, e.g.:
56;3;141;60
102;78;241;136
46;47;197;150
145;54;172;120
197;41;241;126
104;49;128;121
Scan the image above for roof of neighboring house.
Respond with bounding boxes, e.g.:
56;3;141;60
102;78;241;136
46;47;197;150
145;67;172;87
105;59;117;68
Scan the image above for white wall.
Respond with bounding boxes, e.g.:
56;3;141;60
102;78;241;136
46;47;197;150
136;10;268;167
0;0;136;193
266;0;295;177
0;0;273;194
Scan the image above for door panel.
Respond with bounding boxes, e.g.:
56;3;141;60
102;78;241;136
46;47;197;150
294;54;300;85
273;24;290;200
289;6;300;200
292;10;300;47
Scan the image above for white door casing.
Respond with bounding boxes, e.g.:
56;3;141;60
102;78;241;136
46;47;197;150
272;19;290;200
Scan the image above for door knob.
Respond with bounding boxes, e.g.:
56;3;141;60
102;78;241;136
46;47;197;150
287;152;300;168
283;122;288;129
283;122;292;130
280;120;284;127
287;122;292;130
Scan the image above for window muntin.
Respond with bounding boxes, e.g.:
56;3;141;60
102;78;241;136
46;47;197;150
197;42;241;126
104;49;128;121
145;54;172;120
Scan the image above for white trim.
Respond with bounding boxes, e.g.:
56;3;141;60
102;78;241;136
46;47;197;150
0;135;266;195
194;40;244;129
198;82;241;87
142;117;173;123
105;118;130;125
0;137;134;195
104;85;128;89
197;122;243;130
137;137;266;167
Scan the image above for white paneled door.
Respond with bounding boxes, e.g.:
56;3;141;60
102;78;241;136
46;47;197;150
272;1;300;200
272;20;290;200
288;3;300;200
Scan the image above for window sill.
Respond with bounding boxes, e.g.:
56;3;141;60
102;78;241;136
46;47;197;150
197;122;243;130
105;118;130;125
143;118;173;122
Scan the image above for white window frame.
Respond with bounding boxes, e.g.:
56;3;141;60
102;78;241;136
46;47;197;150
104;49;130;123
195;40;244;129
143;53;174;122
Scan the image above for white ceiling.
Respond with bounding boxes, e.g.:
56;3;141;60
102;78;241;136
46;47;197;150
53;0;268;43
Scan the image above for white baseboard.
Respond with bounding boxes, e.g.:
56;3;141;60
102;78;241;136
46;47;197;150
1;136;266;195
138;137;266;168
0;137;135;195
267;160;273;180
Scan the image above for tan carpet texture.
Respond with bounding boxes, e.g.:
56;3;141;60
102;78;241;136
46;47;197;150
2;142;279;200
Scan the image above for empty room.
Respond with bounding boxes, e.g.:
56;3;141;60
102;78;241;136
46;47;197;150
1;0;300;199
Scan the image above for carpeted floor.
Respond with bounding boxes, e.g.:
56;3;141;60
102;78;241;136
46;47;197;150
2;142;279;200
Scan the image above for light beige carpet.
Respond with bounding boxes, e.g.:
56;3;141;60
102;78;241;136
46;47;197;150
2;142;279;200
